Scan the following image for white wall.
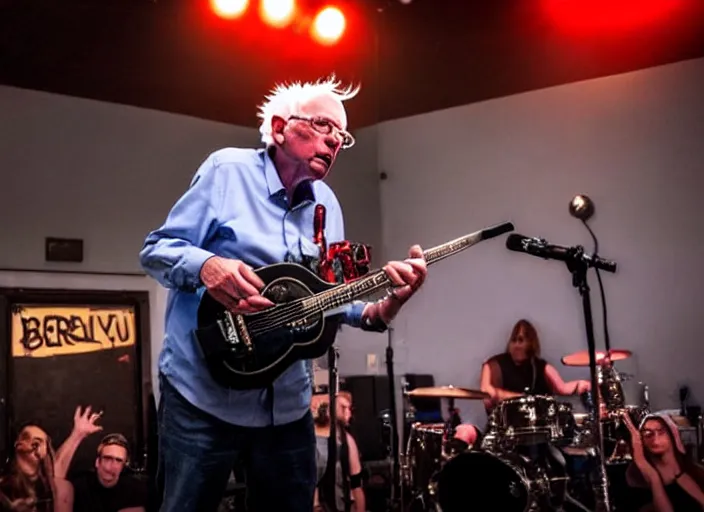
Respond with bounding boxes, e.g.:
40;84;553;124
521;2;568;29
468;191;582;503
5;56;703;429
377;57;704;426
0;86;383;394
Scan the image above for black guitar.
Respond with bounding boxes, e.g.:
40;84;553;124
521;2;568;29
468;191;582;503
194;221;514;390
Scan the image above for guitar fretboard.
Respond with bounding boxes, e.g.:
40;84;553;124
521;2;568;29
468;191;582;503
250;221;513;332
423;231;483;265
301;269;390;314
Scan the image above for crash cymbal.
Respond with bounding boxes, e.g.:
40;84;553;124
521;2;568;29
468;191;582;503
406;386;489;400
561;349;632;367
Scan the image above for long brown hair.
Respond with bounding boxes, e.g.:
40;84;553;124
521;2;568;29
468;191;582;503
0;423;56;511
505;319;541;358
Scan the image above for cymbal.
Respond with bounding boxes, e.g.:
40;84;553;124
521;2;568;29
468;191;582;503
406;386;489;400
561;349;632;367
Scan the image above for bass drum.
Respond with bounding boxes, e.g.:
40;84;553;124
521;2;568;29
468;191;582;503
433;450;568;512
434;451;532;512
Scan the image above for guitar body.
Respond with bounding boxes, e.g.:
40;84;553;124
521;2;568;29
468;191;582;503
195;262;342;390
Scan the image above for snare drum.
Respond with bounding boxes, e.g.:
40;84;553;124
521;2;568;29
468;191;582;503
495;395;561;444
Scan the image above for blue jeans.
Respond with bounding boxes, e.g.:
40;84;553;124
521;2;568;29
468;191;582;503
157;375;317;512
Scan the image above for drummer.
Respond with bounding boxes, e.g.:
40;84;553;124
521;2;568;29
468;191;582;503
454;319;591;445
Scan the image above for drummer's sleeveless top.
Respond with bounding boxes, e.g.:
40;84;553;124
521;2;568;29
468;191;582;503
487;353;551;395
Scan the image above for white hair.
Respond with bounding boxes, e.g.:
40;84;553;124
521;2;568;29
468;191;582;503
257;75;360;146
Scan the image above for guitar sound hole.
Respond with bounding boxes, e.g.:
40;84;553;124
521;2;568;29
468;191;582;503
263;279;320;331
264;280;312;303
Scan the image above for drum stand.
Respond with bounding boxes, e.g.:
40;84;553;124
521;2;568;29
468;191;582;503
565;248;612;512
444;399;461;439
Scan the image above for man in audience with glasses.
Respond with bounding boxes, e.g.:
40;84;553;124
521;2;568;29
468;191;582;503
71;433;147;512
54;406;147;512
140;75;428;511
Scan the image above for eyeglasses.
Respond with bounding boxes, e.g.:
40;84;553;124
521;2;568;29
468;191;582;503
288;115;355;149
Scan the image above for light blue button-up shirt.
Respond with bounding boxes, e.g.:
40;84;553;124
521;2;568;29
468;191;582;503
140;147;366;427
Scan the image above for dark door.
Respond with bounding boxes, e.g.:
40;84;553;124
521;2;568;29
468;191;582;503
0;288;151;473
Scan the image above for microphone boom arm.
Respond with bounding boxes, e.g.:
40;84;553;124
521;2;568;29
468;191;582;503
506;234;617;273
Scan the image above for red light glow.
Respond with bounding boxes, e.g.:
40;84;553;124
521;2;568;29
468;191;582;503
544;0;683;34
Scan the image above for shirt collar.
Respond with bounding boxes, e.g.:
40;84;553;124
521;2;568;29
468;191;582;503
261;147;316;205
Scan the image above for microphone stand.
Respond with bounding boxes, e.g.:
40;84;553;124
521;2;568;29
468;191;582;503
565;247;612;512
385;326;402;512
325;345;345;511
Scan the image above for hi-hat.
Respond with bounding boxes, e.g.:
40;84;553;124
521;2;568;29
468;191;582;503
561;349;632;367
406;386;489;400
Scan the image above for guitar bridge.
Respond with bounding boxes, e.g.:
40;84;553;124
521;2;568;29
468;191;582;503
218;312;253;353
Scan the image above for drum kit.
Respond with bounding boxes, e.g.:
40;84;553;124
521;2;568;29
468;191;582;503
398;349;650;512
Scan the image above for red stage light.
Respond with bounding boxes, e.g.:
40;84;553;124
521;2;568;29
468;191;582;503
260;0;296;28
211;0;248;19
311;6;346;45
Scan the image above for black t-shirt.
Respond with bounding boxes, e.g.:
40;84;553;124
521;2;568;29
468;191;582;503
628;481;703;512
486;352;551;395
71;471;147;512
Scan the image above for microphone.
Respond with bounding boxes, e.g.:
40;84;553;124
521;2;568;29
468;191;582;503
506;233;617;273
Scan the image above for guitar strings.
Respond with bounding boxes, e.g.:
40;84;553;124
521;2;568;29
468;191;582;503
246;278;378;335
245;243;456;335
229;238;473;338
245;270;391;336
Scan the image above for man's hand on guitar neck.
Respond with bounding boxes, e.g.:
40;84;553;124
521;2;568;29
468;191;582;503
200;256;275;314
364;245;428;326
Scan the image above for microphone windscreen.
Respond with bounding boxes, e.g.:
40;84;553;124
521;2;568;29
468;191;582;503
505;233;528;252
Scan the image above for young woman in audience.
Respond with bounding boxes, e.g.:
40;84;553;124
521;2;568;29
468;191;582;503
0;422;72;512
624;411;704;511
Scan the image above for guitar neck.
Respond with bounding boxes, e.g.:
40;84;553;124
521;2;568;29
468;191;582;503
303;221;513;316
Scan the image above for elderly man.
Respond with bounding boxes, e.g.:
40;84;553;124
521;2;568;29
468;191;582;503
139;76;428;512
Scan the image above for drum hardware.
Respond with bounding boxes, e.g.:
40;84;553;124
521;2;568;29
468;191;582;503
403;386;488;451
400;385;490;509
405;385;490;401
561;349;632;367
